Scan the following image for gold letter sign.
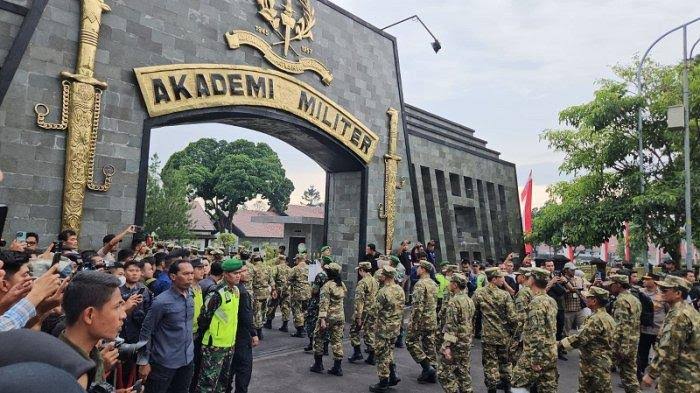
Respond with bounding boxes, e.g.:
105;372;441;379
134;64;379;163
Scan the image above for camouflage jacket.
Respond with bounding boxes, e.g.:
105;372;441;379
560;307;615;370
514;286;534;339
440;292;474;351
472;283;519;344
611;290;641;355
520;292;558;370
375;282;405;339
410;277;438;331
244;262;255;299
317;281;347;323
271;263;292;296
647;301;700;390
306;271;328;314
288;263;311;301
353;275;379;319
250;262;272;299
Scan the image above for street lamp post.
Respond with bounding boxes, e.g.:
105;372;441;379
637;17;699;269
382;15;442;54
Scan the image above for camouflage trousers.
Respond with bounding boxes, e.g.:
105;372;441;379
266;294;291;322
481;343;512;389
374;335;396;378
253;297;268;329
313;320;344;360
512;361;558;393
577;362;612;393
196;346;233;393
437;343;473;393
290;298;307;327
406;327;437;365
615;352;640;393
349;313;375;349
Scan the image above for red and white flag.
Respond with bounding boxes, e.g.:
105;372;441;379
520;171;533;254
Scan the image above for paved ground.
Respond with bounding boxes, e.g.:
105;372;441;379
248;320;647;393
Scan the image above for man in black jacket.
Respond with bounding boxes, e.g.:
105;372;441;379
225;264;259;393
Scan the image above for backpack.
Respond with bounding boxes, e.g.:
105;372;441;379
631;287;655;328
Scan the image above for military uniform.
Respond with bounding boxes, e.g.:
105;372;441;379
305;257;331;344
560;287;616;393
646;275;700;393
511;268;533;363
250;259;272;333
196;259;242;393
406;261;439;379
313;266;347;360
288;257;311;335
370;266;406;392
437;274;475;393
349;262;379;360
472;267;519;391
609;275;641;393
266;257;292;329
512;267;558;393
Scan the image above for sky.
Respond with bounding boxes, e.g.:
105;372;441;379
150;0;699;207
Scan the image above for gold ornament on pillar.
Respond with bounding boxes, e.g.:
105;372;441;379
34;0;114;235
378;108;401;254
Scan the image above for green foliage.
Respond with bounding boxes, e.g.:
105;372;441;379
240;240;253;251
531;59;700;262
301;185;322;206
144;154;192;241
214;232;238;251
163;138;295;232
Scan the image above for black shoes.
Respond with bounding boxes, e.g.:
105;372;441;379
327;359;343;376
388;363;401;386
278;320;289;332
309;355;324;373
369;378;389;392
263;319;272;329
417;359;436;384
291;326;305;338
348;346;364;363
364;350;376;365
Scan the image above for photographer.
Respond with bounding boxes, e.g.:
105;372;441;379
60;270;132;390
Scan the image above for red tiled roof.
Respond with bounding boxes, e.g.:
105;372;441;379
231;205;325;239
284;205;324;219
188;201;216;232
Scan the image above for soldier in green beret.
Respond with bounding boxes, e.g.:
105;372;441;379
309;263;347;376
349;261;379;364
559;286;615;393
196;258;243;393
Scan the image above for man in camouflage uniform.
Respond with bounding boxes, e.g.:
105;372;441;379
288;254;310;338
309;263;347;376
349;261;379;364
196;259;243;393
249;255;272;340
559;286;615;393
642;275;700;392
511;267;533;364
264;254;292;332
406;260;439;383
472;267;519;393
305;250;332;352
608;274;641;393
437;273;475;393
512;268;558;393
436;264;459;352
369;266;406;393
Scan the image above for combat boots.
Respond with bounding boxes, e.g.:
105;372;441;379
263;319;272;329
278;320;289;332
364;349;376;365
369;378;389;392
291;326;305;338
309;355;324;373
327;359;343;376
388;363;401;386
348;346;364;363
416;359;436;384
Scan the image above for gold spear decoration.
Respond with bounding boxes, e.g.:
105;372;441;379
34;0;114;236
378;108;402;254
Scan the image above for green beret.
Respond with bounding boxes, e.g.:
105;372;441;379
222;258;244;272
321;256;334;266
389;255;400;266
320;245;331;253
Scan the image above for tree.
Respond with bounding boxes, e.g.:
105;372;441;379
163;139;295;232
214;232;238;251
301;185;322;206
530;59;699;262
144;154;192;240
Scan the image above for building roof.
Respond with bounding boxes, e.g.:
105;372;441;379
231;204;325;239
188;201;216;233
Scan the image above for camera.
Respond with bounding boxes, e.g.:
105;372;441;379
113;337;148;362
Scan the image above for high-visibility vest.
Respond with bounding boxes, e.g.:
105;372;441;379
192;286;203;335
435;274;448;299
202;286;240;348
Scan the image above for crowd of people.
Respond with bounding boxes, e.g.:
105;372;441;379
0;225;699;393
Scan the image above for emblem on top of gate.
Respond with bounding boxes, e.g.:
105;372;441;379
225;0;333;85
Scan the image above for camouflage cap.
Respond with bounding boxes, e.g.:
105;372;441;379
222;258;244;272
609;274;629;285
355;261;372;271
581;286;609;300
439;260;450;267
381;265;397;278
295;253;306;260
326;262;342;274
655;274;690;291
450;273;468;287
444;264;459;273
563;262;576;271
321;256;334;266
514;267;532;276
418;260;434;272
485;267;504;279
528;267;549;281
320;245;331;253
